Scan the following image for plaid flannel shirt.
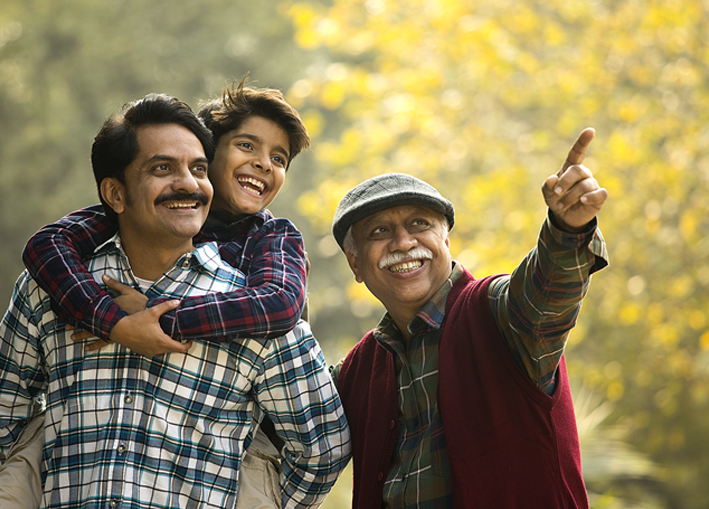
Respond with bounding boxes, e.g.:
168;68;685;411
1;236;350;509
332;213;607;508
21;205;307;342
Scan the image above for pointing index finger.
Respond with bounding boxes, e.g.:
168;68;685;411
558;127;595;175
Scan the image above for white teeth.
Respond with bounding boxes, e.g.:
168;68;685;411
165;202;197;209
238;176;265;195
389;260;423;273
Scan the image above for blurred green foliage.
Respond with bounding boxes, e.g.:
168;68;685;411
1;1;708;508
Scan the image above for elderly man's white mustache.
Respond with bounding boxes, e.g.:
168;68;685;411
378;247;434;270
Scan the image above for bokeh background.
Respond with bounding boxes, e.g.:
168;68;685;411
1;1;708;507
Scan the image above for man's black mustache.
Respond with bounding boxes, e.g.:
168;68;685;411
154;192;210;207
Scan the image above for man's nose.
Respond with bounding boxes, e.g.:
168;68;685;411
389;225;417;251
173;166;200;193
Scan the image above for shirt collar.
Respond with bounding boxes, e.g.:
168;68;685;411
373;261;465;341
93;233;225;274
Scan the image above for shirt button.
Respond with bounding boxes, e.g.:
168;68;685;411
124;395;133;404
109;500;119;508
117;444;126;454
377;472;384;481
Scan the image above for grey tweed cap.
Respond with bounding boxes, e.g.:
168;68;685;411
332;173;455;249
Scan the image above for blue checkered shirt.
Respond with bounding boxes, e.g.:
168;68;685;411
0;235;350;509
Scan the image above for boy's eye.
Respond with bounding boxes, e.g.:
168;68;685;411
273;155;286;166
237;141;253;150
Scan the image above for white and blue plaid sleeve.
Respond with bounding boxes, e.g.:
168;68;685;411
252;320;351;508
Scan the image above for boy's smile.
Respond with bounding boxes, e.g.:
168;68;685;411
209;115;290;218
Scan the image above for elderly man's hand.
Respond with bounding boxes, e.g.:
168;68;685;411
542;127;608;232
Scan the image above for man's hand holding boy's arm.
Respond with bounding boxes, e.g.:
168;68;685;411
542;127;608;233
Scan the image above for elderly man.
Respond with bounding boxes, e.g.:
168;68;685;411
0;93;349;508
330;128;608;509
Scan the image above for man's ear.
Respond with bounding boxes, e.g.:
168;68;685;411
344;249;363;284
100;178;127;216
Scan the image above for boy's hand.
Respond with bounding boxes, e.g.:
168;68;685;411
70;275;191;356
103;275;148;314
104;302;192;356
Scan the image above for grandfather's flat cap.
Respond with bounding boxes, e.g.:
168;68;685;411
332;173;455;249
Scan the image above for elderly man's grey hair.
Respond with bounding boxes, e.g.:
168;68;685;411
342;227;357;257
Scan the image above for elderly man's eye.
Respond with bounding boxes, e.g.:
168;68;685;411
409;219;430;230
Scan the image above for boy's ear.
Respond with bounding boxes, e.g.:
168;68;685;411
100;178;127;216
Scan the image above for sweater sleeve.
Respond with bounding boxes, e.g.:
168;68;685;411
21;205;125;340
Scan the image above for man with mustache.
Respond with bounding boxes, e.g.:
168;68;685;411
0;94;349;508
330;128;608;508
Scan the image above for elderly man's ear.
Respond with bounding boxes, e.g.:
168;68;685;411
344;249;364;284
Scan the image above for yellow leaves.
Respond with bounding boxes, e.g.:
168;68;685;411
679;210;701;244
700;332;709;351
607;381;624;402
619;303;640;325
296;178;358;233
668;274;694;299
607;131;638;165
299;108;324;139
320;80;347;110
651;324;679;349
346;280;381;317
287;2;326;49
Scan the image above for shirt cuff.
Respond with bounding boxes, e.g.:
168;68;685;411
546;210;609;274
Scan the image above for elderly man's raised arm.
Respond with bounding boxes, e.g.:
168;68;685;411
488;128;609;394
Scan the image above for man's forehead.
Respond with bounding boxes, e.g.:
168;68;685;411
134;124;205;159
356;205;443;227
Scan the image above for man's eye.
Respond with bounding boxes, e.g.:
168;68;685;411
194;165;208;174
409;219;430;231
155;164;170;172
370;226;389;237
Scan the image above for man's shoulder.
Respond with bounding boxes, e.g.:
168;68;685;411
5;270;55;322
189;242;247;286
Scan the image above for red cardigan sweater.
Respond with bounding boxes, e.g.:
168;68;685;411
337;270;589;509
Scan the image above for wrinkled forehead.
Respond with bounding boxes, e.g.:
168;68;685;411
355;204;448;230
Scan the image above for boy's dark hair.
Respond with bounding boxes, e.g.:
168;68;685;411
92;93;214;223
198;76;310;169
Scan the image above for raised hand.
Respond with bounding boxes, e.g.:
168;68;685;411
542;127;608;232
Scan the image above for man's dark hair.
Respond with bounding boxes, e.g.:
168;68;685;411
198;76;310;169
92;93;214;223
